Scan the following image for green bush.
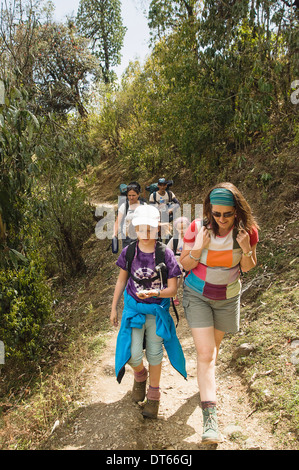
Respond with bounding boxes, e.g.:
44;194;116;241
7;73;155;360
36;173;93;278
0;257;52;360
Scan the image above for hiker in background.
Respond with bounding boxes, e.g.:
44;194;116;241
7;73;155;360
113;182;146;249
167;216;190;306
148;177;180;241
110;205;186;419
180;182;259;445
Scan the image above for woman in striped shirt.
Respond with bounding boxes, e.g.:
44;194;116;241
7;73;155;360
180;182;259;445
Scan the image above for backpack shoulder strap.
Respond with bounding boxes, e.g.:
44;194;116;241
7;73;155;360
172;237;179;255
166;189;172;203
155;241;168;285
125;240;137;274
155;240;166;264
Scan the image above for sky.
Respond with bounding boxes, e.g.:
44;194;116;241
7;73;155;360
51;0;151;78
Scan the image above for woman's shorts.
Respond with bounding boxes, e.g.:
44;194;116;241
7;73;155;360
182;285;240;333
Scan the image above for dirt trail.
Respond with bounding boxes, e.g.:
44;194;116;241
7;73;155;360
46;307;277;451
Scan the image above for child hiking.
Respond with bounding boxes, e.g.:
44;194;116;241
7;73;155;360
180;182;259;444
110;205;187;419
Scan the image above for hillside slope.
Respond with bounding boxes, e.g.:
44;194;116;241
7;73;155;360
0;144;298;450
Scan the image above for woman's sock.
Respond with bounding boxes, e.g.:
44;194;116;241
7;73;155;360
201;400;217;409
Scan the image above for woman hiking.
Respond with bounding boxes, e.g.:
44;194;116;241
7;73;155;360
110;205;187;419
113;182;146;249
180;182;259;444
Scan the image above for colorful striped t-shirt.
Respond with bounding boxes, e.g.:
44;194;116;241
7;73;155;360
183;220;259;300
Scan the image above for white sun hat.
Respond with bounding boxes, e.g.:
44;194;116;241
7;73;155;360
131;205;160;228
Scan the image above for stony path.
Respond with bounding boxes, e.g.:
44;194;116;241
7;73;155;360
46;312;277;451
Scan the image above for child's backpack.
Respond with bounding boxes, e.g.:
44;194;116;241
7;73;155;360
125;240;179;326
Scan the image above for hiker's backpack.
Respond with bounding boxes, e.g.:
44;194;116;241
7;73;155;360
146;180;174;193
119;183;128;196
125;240;179;326
145;182;159;194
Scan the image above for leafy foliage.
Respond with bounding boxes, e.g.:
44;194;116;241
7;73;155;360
35;170;93;277
0;255;52;359
0;83;41;264
34;21;99;116
94;0;298;178
76;0;127;83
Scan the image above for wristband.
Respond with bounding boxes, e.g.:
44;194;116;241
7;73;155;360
156;289;161;297
243;250;253;257
189;250;201;261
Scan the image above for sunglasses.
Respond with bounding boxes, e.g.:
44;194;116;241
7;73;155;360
212;210;235;218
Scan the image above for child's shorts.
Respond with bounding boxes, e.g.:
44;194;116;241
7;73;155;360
128;314;163;367
182;285;240;333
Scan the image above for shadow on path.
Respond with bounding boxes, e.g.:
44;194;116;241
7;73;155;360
43;389;215;451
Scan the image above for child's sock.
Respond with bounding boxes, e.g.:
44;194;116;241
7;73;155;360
147;385;160;401
134;366;148;382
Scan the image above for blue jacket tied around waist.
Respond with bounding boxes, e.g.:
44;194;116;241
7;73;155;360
115;291;187;383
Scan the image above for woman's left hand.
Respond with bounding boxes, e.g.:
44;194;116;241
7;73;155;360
236;228;251;253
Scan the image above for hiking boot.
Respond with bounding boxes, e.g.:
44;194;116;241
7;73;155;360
132;379;147;403
142;399;160;419
201;407;223;444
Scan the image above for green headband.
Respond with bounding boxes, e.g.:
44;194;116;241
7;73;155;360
209;188;235;206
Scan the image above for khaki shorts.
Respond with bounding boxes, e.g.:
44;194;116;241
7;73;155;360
182;285;240;333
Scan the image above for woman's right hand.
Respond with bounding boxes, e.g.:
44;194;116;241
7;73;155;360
193;226;210;251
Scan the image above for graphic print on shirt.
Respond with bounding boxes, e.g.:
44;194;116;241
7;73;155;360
133;266;162;293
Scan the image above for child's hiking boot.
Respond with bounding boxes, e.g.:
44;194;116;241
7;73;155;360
132;379;147;402
201;406;223;444
142;399;160;419
142;385;160;418
132;367;148;402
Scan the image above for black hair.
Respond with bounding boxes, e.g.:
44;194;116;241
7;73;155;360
127;182;141;194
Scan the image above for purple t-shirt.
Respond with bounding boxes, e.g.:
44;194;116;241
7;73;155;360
116;243;182;304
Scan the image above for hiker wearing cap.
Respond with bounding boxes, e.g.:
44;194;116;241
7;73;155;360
149;178;180;241
149;178;180;218
113;182;146;249
180;182;259;445
110;205;186;419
